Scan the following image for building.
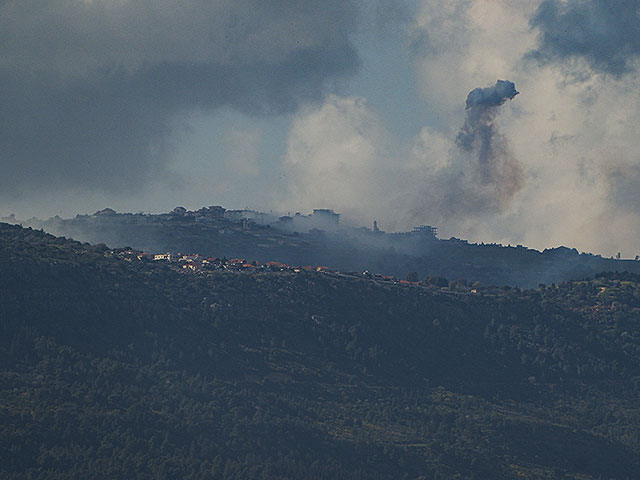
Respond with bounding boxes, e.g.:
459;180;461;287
312;209;340;225
411;225;438;238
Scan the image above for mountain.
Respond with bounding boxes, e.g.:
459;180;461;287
12;205;640;288
2;222;640;479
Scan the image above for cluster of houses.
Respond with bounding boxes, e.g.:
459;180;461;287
109;247;428;287
114;249;332;274
166;254;339;274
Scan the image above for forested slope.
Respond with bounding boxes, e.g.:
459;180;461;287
1;223;640;479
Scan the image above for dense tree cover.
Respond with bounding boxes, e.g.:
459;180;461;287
1;223;640;479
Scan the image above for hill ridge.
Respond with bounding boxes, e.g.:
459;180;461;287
8;205;640;287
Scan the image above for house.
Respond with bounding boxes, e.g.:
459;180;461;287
224;209;261;222
195;205;225;219
312;209;340;225
179;254;201;263
411;225;438;238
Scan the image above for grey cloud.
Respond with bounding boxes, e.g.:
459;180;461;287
0;0;360;198
530;0;640;76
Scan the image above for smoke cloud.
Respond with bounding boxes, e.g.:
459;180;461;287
282;0;640;259
444;80;523;215
464;80;519;108
7;0;640;260
281;95;392;222
283;81;523;233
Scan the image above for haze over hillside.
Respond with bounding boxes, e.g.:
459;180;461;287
10;205;640;289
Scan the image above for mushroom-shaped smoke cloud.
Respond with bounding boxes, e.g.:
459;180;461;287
415;80;523;224
465;79;519;108
453;80;523;211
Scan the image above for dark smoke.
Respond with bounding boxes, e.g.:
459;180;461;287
464;80;519;108
426;80;523;219
453;80;523;212
456;79;519;167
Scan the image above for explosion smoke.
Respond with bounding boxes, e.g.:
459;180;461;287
453;79;523;212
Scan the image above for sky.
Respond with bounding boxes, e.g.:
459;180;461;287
2;0;640;258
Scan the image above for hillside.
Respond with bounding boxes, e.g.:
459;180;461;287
1;222;640;479
14;206;640;288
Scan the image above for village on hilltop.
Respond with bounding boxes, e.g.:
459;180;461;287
108;246;427;288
